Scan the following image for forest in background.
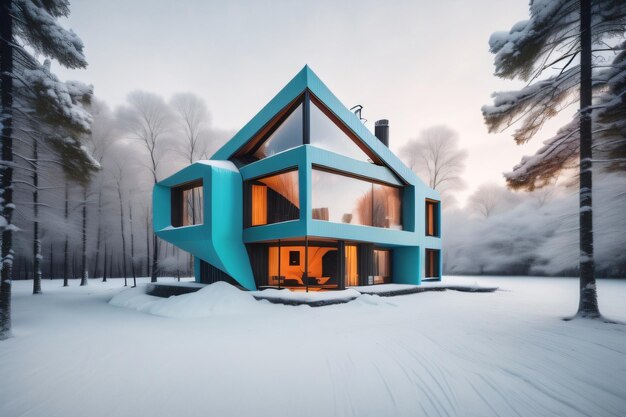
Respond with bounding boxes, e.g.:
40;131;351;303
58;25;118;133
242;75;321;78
9;90;232;282
9;96;625;283
399;126;625;278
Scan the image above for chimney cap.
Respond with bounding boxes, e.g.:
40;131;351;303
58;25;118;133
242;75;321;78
375;119;389;126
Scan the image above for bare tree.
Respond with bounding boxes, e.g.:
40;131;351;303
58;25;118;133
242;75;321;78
102;244;108;282
145;208;151;278
532;183;561;208
467;183;518;219
119;91;172;283
170;93;210;164
129;199;137;287
113;165;129;286
85;100;115;279
399;126;467;207
92;190;103;279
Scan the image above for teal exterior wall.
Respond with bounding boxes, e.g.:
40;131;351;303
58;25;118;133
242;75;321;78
153;66;442;290
153;161;255;290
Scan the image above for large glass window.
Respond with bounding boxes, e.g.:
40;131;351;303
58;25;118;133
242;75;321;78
425;199;440;237
267;242;339;289
345;244;359;286
425;249;440;278
373;249;391;284
373;183;402;229
236;94;380;166
310;101;373;163
311;168;403;230
171;180;203;227
245;170;299;227
252;103;303;160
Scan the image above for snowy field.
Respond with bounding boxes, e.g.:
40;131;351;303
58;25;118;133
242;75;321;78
1;276;625;417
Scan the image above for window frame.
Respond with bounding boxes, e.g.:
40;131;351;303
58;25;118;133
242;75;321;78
171;179;204;228
424;248;441;279
243;167;300;228
231;90;382;165
372;247;392;284
311;165;403;230
425;199;440;237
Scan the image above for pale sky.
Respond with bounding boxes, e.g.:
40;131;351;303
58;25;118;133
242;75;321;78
56;0;573;204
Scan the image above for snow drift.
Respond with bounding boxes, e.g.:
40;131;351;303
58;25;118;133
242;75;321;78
110;282;261;318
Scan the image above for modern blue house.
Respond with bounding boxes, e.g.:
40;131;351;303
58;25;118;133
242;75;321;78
153;66;441;291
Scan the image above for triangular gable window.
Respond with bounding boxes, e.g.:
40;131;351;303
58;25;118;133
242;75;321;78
252;103;303;160
235;91;378;165
309;100;373;163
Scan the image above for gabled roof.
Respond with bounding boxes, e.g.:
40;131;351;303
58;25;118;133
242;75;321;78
211;65;425;187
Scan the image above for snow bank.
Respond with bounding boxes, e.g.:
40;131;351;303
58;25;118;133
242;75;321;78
351;293;398;307
252;288;361;304
110;282;260;318
108;285;157;312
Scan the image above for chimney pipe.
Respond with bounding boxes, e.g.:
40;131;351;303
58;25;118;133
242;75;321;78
374;119;389;147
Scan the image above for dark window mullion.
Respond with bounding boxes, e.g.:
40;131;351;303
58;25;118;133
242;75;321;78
303;90;310;145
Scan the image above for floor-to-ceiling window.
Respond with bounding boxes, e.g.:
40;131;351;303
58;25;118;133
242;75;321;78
373;249;391;284
265;240;339;289
244;169;299;227
251;240;394;289
345;244;359;286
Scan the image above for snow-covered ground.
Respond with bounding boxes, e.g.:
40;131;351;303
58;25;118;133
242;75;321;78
1;276;625;417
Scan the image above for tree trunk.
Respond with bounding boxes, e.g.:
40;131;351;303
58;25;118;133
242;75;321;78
72;251;77;280
49;242;54;279
108;252;113;280
151;230;158;282
176;247;180;282
117;183;128;286
102;244;107;282
1;0;15;339
577;0;600;317
129;200;137;287
80;185;88;286
63;181;69;287
145;211;150;278
32;140;42;294
92;190;102;279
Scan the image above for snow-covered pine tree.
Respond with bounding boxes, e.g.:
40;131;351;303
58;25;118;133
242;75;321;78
31;138;42;294
13;60;96;294
483;0;626;319
1;0;96;339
